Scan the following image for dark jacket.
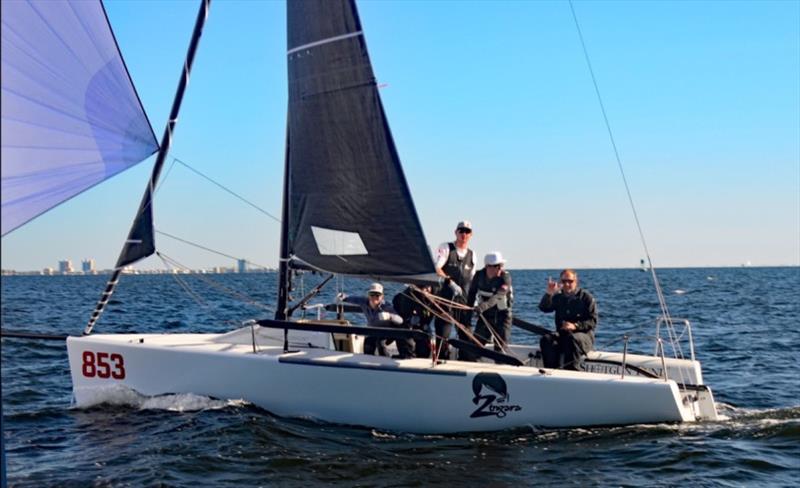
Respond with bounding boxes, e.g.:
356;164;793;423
392;287;433;330
538;288;597;334
467;268;513;330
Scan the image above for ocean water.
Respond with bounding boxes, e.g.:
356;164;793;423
2;267;799;487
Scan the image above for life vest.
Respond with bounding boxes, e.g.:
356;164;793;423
475;270;512;311
442;242;474;291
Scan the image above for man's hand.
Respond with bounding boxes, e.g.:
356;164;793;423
335;293;347;304
560;321;577;332
448;280;463;297
546;277;560;296
377;311;392;321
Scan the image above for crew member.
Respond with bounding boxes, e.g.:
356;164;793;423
538;269;597;370
340;283;403;356
467;252;513;361
392;285;434;358
433;220;476;360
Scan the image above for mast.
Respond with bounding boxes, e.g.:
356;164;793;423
275;123;291;321
84;0;212;335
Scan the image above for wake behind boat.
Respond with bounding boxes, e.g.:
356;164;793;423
3;0;718;434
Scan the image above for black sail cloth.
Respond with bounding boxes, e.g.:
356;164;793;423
284;0;436;283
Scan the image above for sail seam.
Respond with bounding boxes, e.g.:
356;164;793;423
287;31;363;55
300;80;375;99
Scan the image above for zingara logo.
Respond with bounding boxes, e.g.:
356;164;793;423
469;372;522;419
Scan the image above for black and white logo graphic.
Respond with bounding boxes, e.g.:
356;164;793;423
470;372;522;419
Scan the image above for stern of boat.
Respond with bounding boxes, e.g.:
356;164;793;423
680;384;719;421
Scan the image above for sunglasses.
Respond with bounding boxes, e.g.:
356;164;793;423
456;228;472;234
561;279;575;284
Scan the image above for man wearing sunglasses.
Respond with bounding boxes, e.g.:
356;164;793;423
432;220;476;360
338;283;403;356
538;269;598;370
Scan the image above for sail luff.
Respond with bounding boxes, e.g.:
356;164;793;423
97;0;159;167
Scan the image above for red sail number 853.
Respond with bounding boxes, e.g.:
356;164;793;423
82;351;126;379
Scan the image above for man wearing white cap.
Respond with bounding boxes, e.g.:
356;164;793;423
433;220;476;359
466;252;513;360
339;283;403;356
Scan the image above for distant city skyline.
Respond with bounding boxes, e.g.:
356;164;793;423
2;1;798;272
1;256;274;276
0;259;792;275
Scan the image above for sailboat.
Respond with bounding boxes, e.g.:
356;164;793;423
4;0;718;434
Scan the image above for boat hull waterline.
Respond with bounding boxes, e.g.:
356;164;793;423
66;327;707;434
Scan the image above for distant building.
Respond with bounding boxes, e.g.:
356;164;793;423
58;260;73;274
43;267;55;276
82;259;96;274
237;259;247;273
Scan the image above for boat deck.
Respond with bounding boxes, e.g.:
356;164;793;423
76;325;674;384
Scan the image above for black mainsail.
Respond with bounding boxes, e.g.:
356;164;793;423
282;0;436;284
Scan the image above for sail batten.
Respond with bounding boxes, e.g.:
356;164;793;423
284;0;435;282
287;30;363;55
1;0;158;236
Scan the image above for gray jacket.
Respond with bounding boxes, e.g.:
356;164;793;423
344;296;403;327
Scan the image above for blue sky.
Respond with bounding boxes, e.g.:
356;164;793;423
2;0;798;271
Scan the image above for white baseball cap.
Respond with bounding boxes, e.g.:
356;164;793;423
456;220;472;231
484;251;506;266
368;283;384;295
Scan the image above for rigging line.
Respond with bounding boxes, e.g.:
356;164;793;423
476;312;511;355
426;294;473;311
568;0;672;325
170;155;358;269
158;252;274;313
157;252;210;308
153;157;179;197
171;157;281;223
408;286;484;348
0;330;68;341
154;229;271;270
156;253;248;329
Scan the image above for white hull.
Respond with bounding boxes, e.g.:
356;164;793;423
67;325;716;434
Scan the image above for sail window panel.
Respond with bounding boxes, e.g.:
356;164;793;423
311;226;368;256
290;188;434;277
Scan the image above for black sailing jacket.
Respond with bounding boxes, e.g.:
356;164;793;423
538;288;598;335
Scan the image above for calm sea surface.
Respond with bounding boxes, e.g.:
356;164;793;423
2;267;799;487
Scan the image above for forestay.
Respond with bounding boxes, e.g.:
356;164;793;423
0;0;158;236
284;0;436;283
